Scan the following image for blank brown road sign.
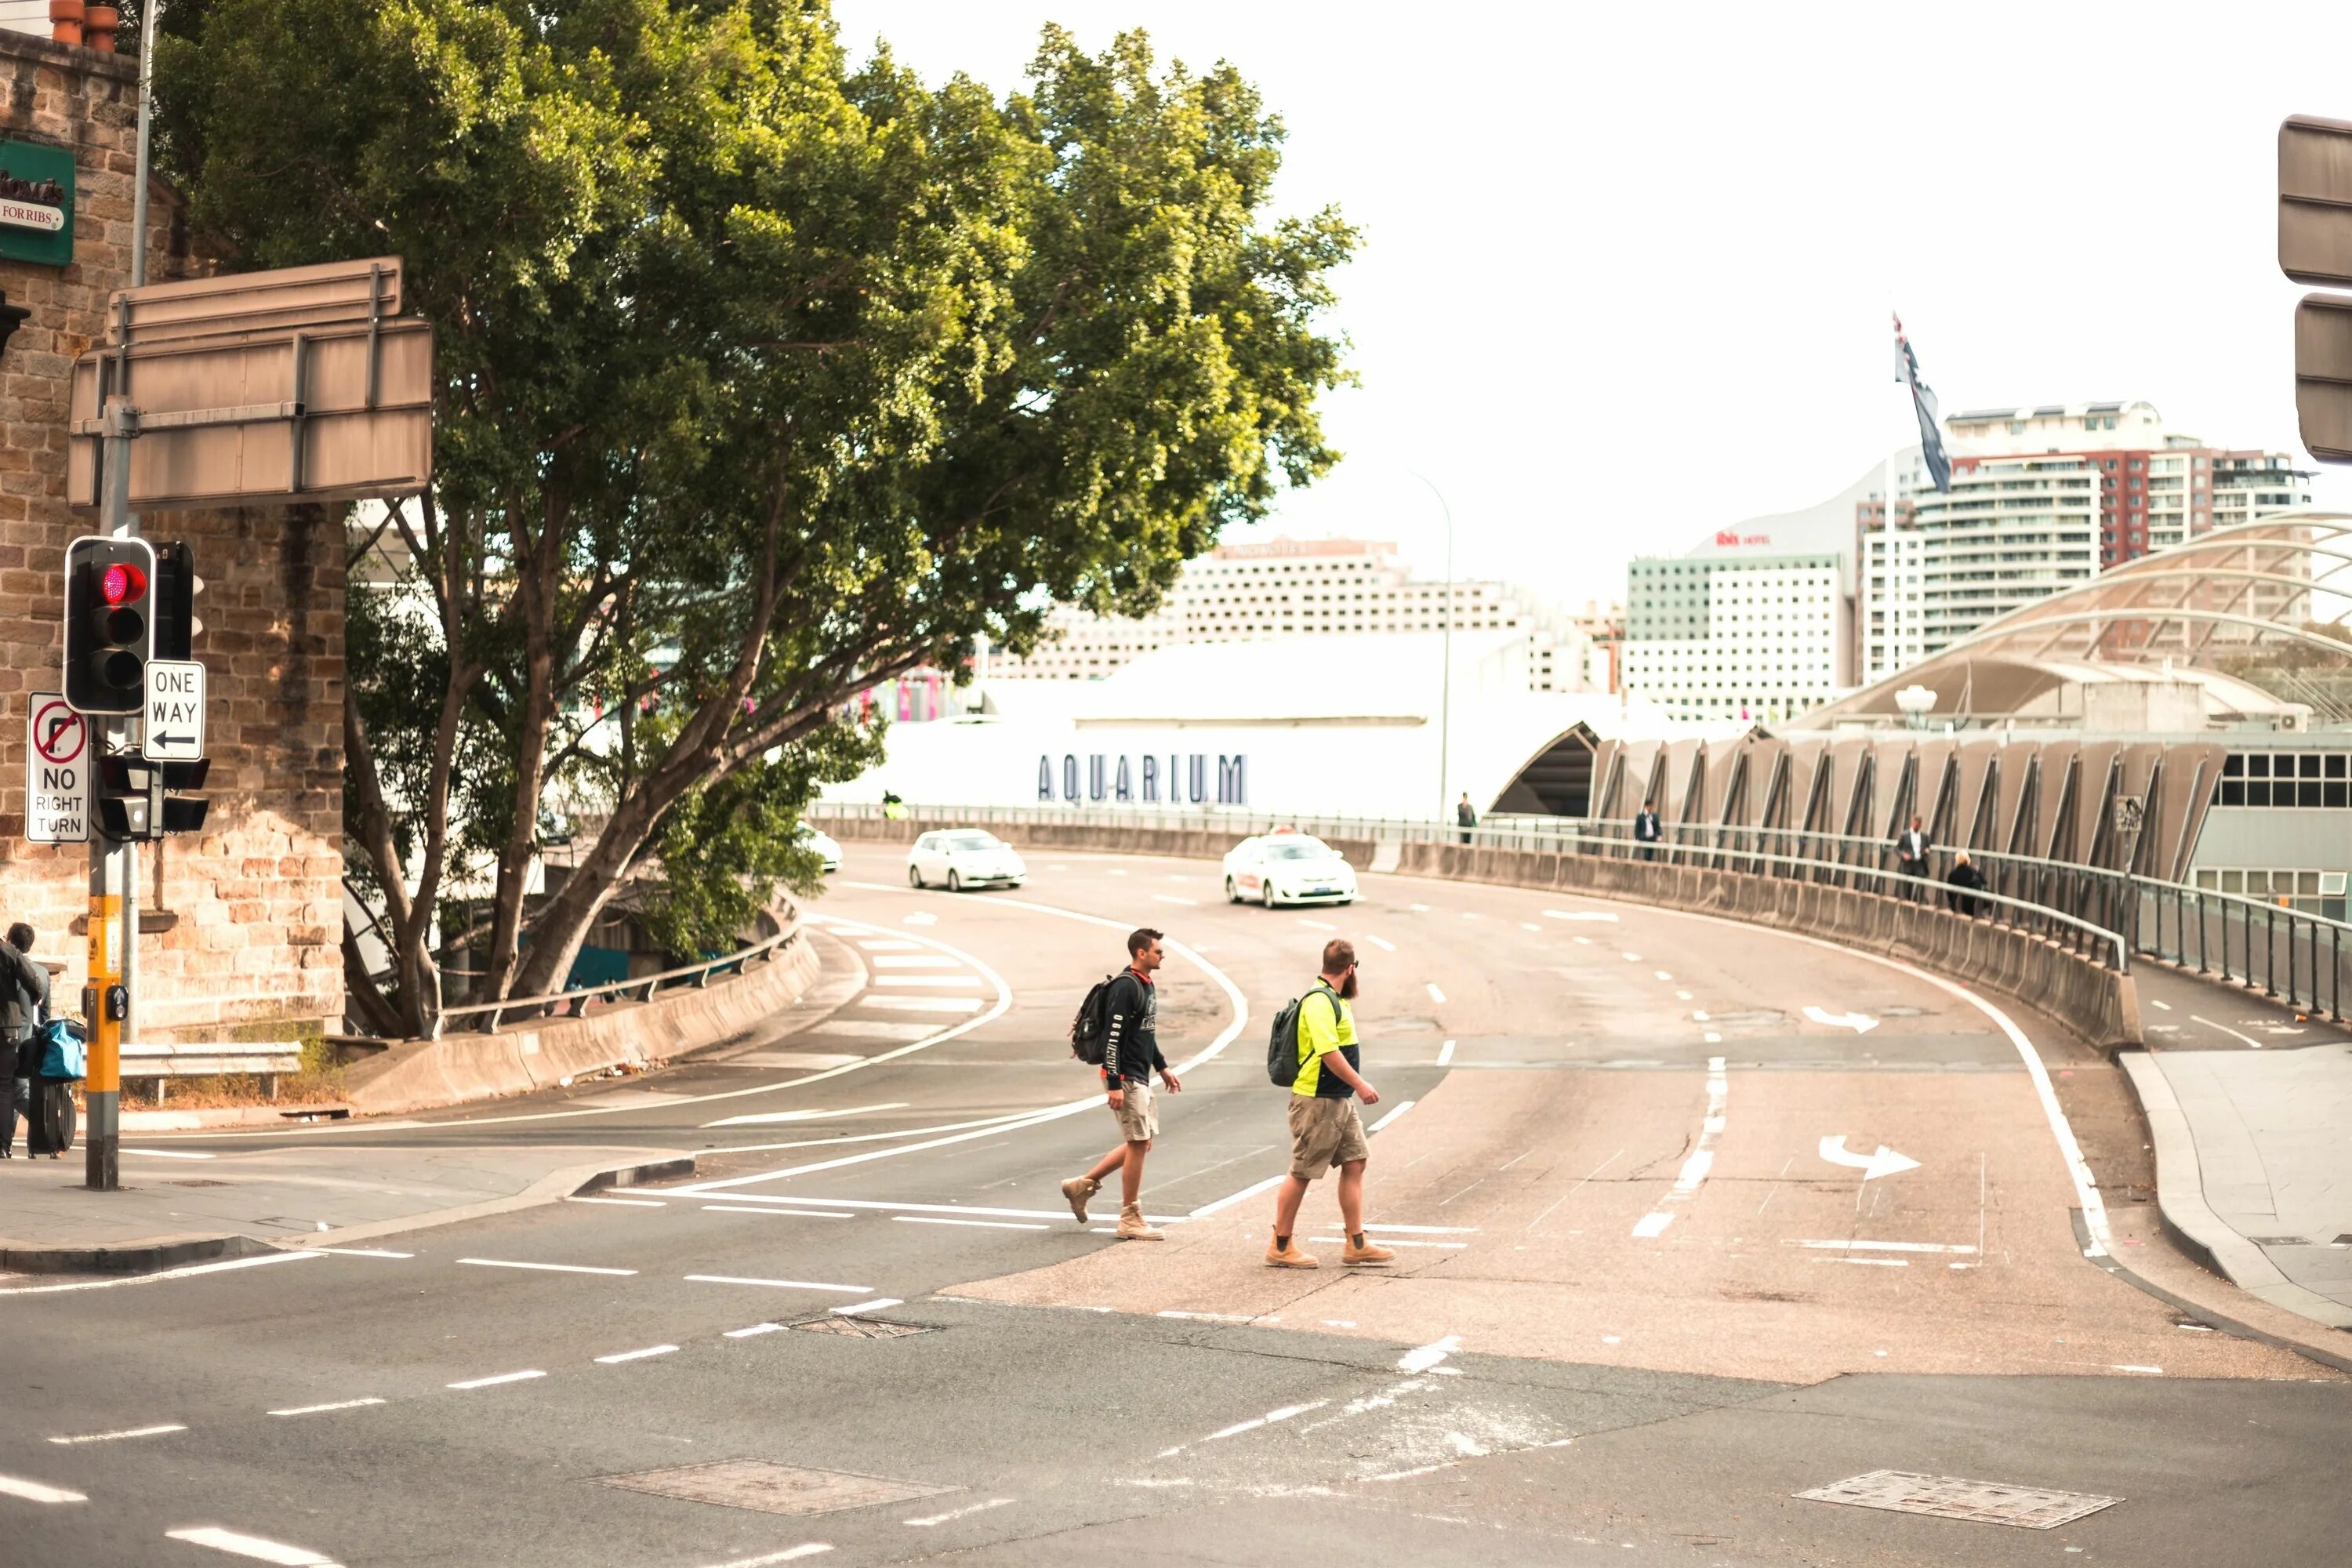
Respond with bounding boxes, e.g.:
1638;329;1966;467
2296;293;2352;461
2281;116;2352;289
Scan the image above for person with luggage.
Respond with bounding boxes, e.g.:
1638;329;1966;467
1;922;50;1159
1266;939;1393;1269
1062;927;1182;1240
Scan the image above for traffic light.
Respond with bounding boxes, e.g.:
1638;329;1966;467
152;541;203;661
63;535;155;714
96;756;209;841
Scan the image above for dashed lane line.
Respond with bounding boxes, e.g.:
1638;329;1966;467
1367;1098;1418;1133
567;1196;666;1207
48;1424;185;1446
873;974;984;988
1425;982;1448;1004
446;1370;546;1391
0;1473;86;1503
830;1298;903;1316
165;1526;342;1566
1437;1040;1457;1066
702;1102;909;1129
869;954;961;968
1;1249;325;1298
906;1499;1015;1527
694;1194;1187;1226
701;1205;855;1218
858;995;986;1012
894;1215;1048;1231
593;1345;679;1365
267;1399;386;1417
684;1276;873;1294
1631;1055;1726;1240
1365;934;1397;952
691;1546;832;1567
457;1258;637;1277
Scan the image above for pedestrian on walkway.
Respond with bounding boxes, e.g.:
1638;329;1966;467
1893;815;1933;902
1456;793;1477;845
1266;940;1393;1269
1944;850;1986;918
1632;803;1663;862
1062;927;1182;1240
1;922;49;1159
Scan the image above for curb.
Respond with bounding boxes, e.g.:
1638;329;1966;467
2067;1207;2352;1377
0;1152;695;1280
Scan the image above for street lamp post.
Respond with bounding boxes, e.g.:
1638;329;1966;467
1410;472;1456;825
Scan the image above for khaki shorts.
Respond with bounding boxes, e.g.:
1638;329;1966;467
1287;1094;1368;1180
1109;1080;1157;1142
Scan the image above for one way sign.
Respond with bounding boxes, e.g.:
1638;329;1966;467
142;659;206;762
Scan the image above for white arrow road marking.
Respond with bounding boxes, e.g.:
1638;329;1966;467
1803;1006;1879;1033
1817;1136;1922;1181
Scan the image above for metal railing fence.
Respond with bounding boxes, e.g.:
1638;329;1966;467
431;920;799;1036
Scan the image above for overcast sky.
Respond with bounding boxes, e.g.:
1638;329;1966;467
837;0;2352;610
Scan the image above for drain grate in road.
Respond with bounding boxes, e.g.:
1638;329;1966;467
600;1459;951;1517
791;1316;935;1339
1798;1470;2120;1530
167;1178;230;1188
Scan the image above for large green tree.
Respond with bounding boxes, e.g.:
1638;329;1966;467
155;1;1354;1031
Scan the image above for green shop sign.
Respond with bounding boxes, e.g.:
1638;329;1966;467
0;140;73;267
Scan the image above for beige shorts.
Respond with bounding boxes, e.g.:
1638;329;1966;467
1109;1080;1157;1142
1287;1094;1369;1180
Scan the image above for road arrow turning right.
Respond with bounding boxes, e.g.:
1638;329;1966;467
1818;1135;1922;1181
1803;1006;1879;1033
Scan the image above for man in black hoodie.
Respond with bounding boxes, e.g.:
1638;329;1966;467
0;923;50;1159
1062;927;1182;1240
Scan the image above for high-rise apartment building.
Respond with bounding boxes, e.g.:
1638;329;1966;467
1621;551;1849;722
1858;402;2312;684
993;537;1592;693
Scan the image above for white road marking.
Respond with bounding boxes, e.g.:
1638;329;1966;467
858;995;984;1012
857;939;920;951
1397;1336;1461;1374
1817;1137;1922;1181
1655;970;1673;982
1676;989;1693;1001
1623;953;1642;962
2148;998;2171;1010
1523;922;1543;932
2114;1365;2165;1375
1791;1239;1976;1254
1367;1098;1418;1133
1816;1256;1908;1267
1366;1223;1478;1234
1632;1055;1726;1240
1425;982;1447;1004
1299;917;1337;931
1703;1032;1722;1044
447;1370;546;1390
1158;1309;1258;1323
1365;934;1397;952
48;1424;185;1445
1323;1319;1358;1327
902;912;937;925
1802;1006;1879;1034
457;1258;637;1276
723;1323;786;1338
686;1276;873;1294
594;1345;679;1364
696;1195;1184;1225
703;1102;908;1128
1544;909;1617;921
874;974;983;987
123;1148;216;1160
566;1196;666;1208
906;1498;1015;1527
1152;894;1198;906
1160;1400;1328;1457
869;954;961;968
1573;935;1592;945
1308;1236;1465;1250
1410;902;1432;912
1692;1010;1710;1021
702;1206;854;1219
309;1247;414;1258
267;1401;386;1420
1189;1171;1290;1218
831;1298;903;1316
894;1215;1047;1231
692;1546;832;1568
1437;1040;1457;1066
0;1473;86;1503
2190;1014;2264;1048
165;1526;341;1566
0;1249;325;1297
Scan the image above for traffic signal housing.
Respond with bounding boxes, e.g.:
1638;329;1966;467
152;540;202;661
96;755;209;841
64;535;155;714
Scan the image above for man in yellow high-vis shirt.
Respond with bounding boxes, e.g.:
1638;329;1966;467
1266;938;1393;1269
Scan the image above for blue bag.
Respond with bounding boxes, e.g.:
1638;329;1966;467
38;1018;86;1082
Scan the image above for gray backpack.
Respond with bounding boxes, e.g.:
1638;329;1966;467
1266;983;1338;1087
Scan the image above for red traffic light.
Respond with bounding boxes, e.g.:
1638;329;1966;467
101;561;146;604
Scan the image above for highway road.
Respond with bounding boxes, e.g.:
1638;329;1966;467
3;844;2346;1566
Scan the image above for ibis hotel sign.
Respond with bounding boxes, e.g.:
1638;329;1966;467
0;140;72;267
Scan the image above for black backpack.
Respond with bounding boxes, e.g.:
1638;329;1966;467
1267;983;1339;1087
1069;975;1119;1064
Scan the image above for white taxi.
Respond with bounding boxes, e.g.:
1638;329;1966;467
906;829;1026;891
1222;831;1356;908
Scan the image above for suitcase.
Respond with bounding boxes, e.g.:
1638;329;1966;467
27;1078;74;1156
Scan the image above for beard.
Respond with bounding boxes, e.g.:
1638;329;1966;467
1338;969;1359;1000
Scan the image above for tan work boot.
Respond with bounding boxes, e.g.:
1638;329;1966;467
1060;1175;1100;1224
1115;1203;1164;1241
1265;1234;1319;1269
1341;1236;1396;1266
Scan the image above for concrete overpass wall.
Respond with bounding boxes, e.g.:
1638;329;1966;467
826;815;2141;1052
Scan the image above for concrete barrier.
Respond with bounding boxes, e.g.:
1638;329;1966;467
825;814;2140;1051
341;925;823;1116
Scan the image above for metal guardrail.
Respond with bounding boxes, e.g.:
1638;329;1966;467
432;920;799;1036
809;803;2130;973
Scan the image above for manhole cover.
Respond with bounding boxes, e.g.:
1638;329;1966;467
792;1316;934;1339
1798;1470;2119;1530
168;1178;230;1188
600;1459;951;1517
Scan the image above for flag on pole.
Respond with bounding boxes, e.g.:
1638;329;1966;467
1893;313;1952;494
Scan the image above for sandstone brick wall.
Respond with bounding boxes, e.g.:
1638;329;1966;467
0;31;341;1044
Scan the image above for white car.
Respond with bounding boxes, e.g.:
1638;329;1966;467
798;823;843;873
1223;833;1356;907
907;829;1026;891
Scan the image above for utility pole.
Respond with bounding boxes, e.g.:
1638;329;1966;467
84;1;161;1190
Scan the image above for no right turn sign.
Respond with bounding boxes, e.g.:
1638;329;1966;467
26;691;88;843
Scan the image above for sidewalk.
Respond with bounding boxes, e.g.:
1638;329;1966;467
0;1141;690;1276
2122;1029;2352;1332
